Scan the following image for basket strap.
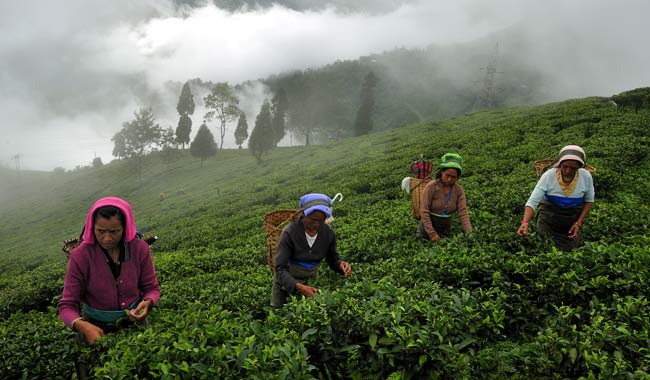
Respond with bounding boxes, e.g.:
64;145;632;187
409;180;425;193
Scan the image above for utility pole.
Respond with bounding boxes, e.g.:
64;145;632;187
474;43;502;111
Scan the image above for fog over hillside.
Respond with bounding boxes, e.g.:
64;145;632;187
1;0;648;171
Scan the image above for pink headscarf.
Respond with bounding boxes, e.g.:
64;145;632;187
81;197;137;244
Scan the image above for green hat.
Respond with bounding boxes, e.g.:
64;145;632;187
439;153;463;176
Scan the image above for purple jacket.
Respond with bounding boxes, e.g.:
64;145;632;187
58;197;160;328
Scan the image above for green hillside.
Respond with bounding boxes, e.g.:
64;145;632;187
1;89;649;379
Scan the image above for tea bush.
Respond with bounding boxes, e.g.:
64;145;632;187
1;89;650;378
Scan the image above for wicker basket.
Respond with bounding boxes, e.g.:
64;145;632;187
534;159;596;177
534;160;554;176
62;238;81;258
264;209;302;272
409;178;429;220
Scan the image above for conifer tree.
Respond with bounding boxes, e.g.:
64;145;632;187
176;114;192;149
176;81;195;116
271;88;289;146
176;81;195;149
190;123;217;167
234;112;249;149
353;71;378;136
248;100;274;163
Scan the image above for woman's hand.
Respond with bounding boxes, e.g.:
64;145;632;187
75;320;105;345
295;283;319;298
518;207;535;237
339;261;352;277
517;223;529;236
129;299;153;321
430;233;441;242
568;223;581;239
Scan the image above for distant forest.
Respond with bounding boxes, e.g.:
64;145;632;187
175;41;547;146
165;0;552;146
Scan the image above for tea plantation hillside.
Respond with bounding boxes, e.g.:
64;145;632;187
1;88;649;379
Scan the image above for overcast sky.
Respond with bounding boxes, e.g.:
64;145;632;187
1;0;648;171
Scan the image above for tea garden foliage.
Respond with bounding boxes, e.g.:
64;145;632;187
1;89;650;379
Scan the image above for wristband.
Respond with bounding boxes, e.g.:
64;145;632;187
71;317;85;331
574;221;582;227
520;221;529;226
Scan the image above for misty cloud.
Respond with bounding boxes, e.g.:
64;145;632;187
0;0;648;170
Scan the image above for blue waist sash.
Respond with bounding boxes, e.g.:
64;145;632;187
544;195;585;208
82;297;141;323
290;259;320;269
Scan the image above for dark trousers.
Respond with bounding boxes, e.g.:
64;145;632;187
537;202;583;251
271;263;319;307
417;214;452;239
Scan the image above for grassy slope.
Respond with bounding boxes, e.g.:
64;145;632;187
2;95;648;272
1;91;650;378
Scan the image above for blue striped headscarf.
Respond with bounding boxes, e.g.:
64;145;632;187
299;193;333;217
